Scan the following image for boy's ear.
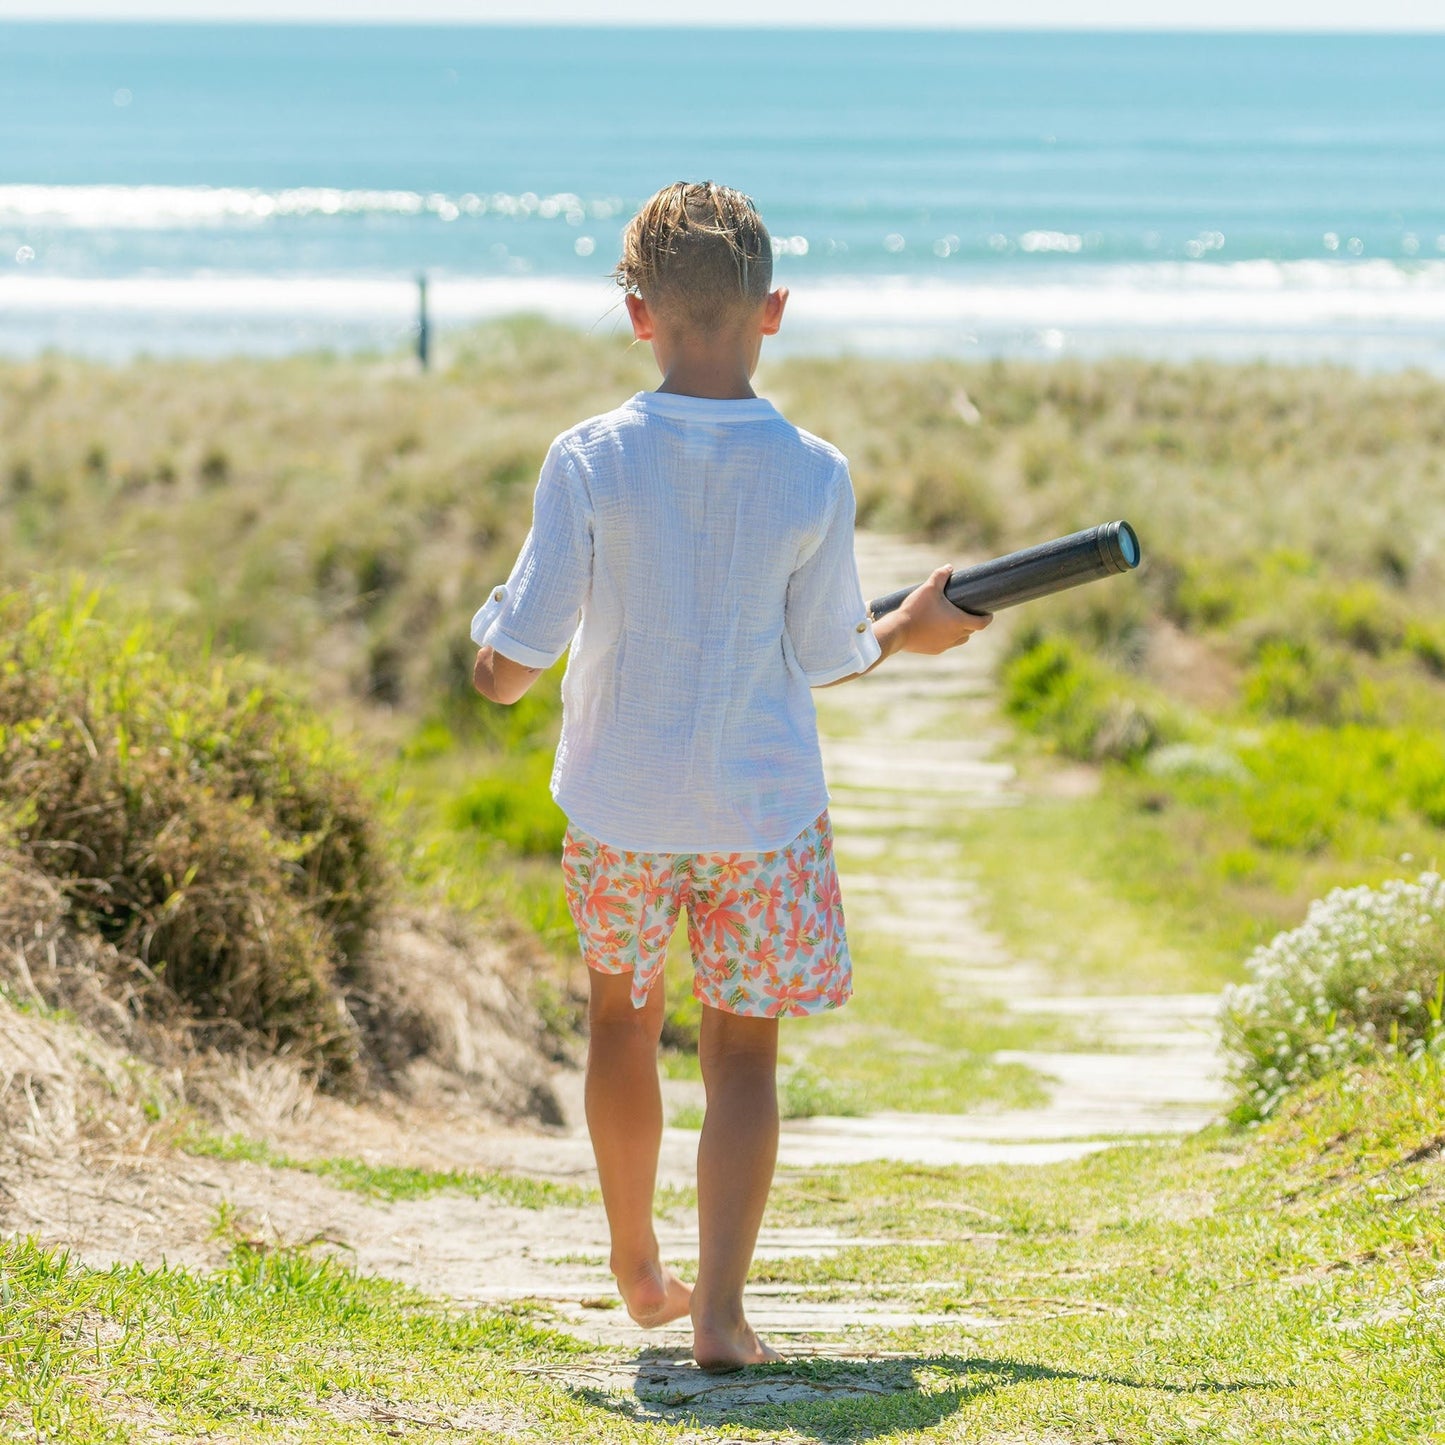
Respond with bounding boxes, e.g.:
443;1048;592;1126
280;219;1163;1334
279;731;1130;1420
760;287;789;337
625;292;655;341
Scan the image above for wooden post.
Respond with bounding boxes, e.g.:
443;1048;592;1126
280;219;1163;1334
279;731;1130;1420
416;273;430;372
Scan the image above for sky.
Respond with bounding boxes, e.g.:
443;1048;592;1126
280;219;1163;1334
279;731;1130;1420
2;0;1443;26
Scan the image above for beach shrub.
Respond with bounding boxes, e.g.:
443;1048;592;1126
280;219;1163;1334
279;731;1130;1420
904;465;1002;548
1243;637;1378;726
0;583;386;1076
1223;872;1445;1123
1002;631;1171;764
1404;619;1445;678
1322;581;1407;657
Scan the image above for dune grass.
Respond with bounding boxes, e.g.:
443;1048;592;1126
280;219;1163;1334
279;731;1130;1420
0;321;650;731
4;327;1444;1037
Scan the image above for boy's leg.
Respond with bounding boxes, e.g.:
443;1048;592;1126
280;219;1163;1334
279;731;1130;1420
691;1004;783;1371
585;968;692;1327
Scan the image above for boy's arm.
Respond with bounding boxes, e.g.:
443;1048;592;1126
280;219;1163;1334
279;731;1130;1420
469;439;592;707
472;646;543;705
822;565;989;687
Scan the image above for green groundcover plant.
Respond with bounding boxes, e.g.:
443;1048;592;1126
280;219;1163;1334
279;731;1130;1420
1223;871;1445;1122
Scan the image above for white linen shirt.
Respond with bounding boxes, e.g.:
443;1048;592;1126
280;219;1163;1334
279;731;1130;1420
470;390;881;853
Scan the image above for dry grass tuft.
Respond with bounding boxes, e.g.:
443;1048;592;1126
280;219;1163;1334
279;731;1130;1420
349;907;566;1125
0;988;165;1161
0;585;384;1080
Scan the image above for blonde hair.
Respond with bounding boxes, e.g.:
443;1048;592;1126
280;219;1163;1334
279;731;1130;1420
614;181;772;329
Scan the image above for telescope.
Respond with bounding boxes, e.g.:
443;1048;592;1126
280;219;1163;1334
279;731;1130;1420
867;520;1141;620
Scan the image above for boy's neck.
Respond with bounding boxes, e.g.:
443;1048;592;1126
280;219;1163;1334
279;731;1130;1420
656;380;757;401
654;363;757;402
650;330;762;401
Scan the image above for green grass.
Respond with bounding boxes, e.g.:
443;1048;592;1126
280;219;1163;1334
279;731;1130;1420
10;1057;1440;1442
948;782;1372;995
945;752;1443;1002
0;1235;593;1444
182;1129;595;1210
745;1057;1445;1442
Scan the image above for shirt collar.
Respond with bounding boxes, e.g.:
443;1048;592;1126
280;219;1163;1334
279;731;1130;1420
626;390;780;423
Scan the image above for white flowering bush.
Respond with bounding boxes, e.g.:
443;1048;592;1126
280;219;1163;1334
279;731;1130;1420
1222;872;1445;1122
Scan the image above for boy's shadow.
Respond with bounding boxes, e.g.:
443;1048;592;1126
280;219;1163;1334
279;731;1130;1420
566;1345;1268;1442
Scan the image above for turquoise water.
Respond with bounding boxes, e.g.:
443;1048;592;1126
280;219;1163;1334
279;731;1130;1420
4;24;1445;364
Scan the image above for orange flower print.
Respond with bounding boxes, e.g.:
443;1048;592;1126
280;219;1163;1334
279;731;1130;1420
695;890;749;952
583;886;631;930
639;920;674;954
782;912;811;962
747;937;780;971
639;863;677;909
785;853;811;894
762;977;823;1013
717;854;757;885
817;877;842;915
746;878;786;933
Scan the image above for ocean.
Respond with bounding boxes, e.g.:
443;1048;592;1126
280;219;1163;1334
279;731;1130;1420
3;23;1445;367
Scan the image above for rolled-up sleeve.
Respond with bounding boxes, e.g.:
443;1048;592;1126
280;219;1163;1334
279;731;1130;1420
784;463;881;687
470;440;593;669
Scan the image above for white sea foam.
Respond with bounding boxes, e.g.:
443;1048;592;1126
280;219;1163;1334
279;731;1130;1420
791;262;1445;329
6;263;1445;367
8;261;1445;321
0;184;624;228
0;273;619;320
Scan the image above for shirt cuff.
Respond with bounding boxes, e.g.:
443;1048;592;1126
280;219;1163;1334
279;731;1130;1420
470;585;567;670
802;622;883;686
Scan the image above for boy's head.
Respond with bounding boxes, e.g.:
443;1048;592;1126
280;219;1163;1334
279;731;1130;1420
615;181;773;333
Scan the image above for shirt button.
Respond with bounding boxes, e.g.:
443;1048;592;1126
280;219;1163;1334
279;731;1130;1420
855;620;868;633
493;587;505;602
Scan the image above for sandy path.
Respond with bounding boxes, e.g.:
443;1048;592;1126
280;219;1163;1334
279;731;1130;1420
10;530;1228;1399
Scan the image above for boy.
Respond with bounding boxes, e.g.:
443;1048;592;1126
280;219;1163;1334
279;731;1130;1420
471;181;988;1372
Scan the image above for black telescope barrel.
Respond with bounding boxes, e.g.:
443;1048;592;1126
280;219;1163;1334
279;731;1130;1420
867;520;1141;620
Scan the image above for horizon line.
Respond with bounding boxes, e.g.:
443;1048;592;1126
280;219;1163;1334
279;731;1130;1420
4;16;1445;33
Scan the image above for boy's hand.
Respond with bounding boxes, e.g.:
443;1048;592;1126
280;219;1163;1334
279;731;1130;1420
893;565;991;655
818;563;991;687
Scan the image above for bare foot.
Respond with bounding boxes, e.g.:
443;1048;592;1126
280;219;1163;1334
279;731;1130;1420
613;1258;693;1328
691;1313;782;1374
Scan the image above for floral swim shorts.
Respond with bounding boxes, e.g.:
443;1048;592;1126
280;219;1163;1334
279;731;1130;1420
560;811;852;1018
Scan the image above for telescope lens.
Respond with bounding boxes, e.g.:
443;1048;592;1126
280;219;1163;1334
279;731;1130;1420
1117;522;1140;568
